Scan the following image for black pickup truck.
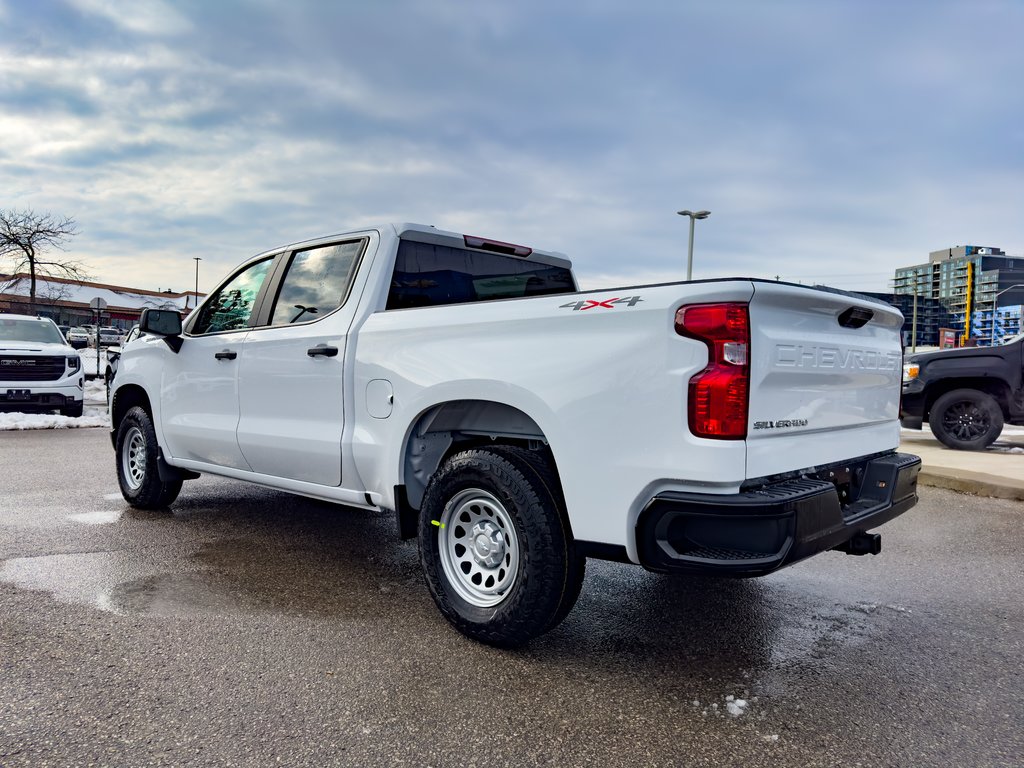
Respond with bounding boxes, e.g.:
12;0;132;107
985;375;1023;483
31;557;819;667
901;335;1024;450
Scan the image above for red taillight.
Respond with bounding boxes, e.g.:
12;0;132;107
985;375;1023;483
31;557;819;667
675;303;750;439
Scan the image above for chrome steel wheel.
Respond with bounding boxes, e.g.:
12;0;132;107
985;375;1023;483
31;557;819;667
121;425;146;491
438;488;520;608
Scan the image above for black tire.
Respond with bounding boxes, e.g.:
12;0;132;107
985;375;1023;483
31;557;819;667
418;446;585;647
929;388;1004;451
115;405;182;509
60;400;84;418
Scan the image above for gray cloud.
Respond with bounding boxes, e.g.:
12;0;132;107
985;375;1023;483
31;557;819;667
0;0;1021;296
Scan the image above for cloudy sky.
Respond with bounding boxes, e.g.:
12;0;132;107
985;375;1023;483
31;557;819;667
2;0;1022;295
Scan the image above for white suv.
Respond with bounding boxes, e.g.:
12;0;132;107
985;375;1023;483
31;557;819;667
0;314;84;416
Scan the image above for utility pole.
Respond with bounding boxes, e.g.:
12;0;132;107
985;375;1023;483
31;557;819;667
676;210;710;281
911;292;918;354
193;256;202;309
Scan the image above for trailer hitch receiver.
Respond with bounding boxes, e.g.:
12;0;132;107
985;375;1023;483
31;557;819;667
834;532;882;556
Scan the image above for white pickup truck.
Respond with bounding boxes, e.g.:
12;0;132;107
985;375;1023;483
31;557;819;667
110;223;920;646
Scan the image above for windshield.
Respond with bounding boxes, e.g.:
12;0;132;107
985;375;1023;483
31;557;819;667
0;318;65;344
1000;332;1024;346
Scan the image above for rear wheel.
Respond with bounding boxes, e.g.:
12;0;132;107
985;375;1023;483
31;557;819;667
115;405;182;509
418;446;584;647
929;388;1003;451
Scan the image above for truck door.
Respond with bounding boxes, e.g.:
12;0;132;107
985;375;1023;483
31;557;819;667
235;237;370;486
159;256;275;469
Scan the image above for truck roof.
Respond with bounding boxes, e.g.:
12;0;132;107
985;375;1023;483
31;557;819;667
259;223;573;272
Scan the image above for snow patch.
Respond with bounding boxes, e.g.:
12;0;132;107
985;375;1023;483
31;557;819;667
68;510;123;525
0;406;109;431
885;604;912;613
84;378;107;402
700;694;753;718
725;695;749;717
988;444;1024;454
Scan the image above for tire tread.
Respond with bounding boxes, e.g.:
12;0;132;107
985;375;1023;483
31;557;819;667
418;446;584;646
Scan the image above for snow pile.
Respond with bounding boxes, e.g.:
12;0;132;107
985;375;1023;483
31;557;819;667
0;406;109;431
84;379;107;402
988;444;1024;455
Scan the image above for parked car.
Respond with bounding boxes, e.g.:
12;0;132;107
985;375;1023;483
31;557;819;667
0;314;84;416
93;327;122;347
66;326;91;349
110;223;920;646
104;325;140;393
901;332;1024;449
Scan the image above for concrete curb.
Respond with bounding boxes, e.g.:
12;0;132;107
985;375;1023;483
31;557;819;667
917;466;1024;501
900;430;1024;502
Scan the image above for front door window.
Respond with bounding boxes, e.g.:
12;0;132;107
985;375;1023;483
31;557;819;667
192;258;274;335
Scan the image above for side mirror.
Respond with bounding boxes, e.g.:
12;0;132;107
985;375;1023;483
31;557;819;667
139;309;183;353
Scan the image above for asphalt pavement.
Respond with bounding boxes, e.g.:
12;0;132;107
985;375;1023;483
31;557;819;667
1;428;1022;767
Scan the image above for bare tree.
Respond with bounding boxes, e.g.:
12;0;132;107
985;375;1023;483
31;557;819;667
0;209;85;315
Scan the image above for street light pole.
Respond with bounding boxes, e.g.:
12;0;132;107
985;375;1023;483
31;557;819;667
677;210;710;281
990;283;1024;346
193;257;202;309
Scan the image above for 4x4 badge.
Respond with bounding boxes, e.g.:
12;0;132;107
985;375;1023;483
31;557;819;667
559;296;644;311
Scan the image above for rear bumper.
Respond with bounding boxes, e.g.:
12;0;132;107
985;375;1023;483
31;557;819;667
636;452;921;576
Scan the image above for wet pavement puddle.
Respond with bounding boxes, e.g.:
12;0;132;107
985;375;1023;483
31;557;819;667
102;572;254;616
0;538;414;621
0;551;252;617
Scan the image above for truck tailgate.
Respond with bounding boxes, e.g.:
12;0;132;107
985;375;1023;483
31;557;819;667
746;283;903;479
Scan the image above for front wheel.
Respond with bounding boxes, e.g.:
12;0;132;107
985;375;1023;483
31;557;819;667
115;406;182;509
929;388;1003;451
418;446;584;647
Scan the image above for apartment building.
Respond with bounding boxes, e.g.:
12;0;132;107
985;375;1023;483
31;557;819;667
893;245;1024;345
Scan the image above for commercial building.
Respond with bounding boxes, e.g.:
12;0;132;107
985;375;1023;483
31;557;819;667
0;273;203;329
892;245;1024;346
858;291;956;348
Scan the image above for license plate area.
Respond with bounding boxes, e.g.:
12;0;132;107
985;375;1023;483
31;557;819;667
6;389;31;401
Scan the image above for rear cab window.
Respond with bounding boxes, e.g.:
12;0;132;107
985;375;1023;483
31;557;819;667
386;239;576;310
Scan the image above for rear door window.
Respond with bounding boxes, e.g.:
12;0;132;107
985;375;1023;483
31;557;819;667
387;240;575;309
267;239;365;325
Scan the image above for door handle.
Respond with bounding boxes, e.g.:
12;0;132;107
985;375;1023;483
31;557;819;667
307;345;339;358
214;350;237;360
